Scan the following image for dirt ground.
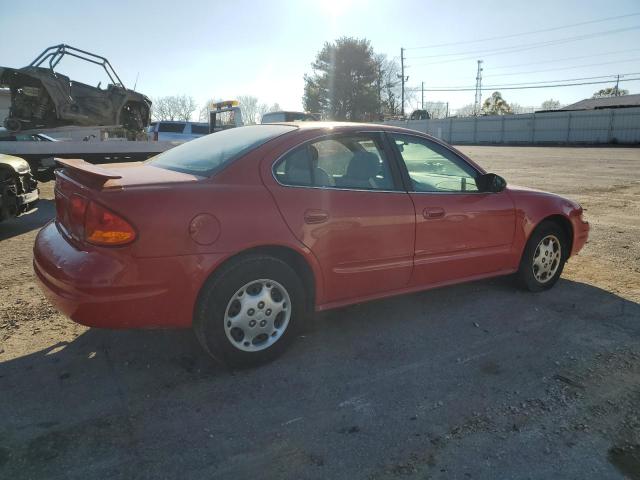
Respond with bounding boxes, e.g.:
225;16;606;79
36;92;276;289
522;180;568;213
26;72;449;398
1;146;639;479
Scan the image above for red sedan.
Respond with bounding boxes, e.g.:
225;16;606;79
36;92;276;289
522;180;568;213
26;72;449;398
34;123;589;367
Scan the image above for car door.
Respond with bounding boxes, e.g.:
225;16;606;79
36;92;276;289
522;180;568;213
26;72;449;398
268;132;415;305
388;132;515;286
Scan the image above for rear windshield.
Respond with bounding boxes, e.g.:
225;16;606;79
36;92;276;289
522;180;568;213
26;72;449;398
147;124;296;176
158;122;186;133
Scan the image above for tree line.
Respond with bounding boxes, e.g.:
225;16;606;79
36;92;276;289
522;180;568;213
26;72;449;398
151;95;281;124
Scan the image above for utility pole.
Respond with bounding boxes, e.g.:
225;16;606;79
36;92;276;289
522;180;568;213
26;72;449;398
446;102;449;118
377;63;382;118
474;60;484;116
614;74;620;96
400;47;405;117
421;81;424;109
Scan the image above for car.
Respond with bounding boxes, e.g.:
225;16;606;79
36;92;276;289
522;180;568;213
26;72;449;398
33;122;589;367
0;153;39;222
409;109;430;120
147;121;210;142
261;111;319;123
0;44;151;133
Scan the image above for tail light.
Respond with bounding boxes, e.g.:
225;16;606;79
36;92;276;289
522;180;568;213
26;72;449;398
85;201;136;245
68;194;88;239
61;195;136;246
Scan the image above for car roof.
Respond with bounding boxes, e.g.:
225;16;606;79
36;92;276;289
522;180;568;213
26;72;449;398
272;120;412;133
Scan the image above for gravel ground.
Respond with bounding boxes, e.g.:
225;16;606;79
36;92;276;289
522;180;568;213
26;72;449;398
0;146;639;480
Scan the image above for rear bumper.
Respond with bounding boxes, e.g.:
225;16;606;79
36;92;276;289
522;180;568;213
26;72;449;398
33;221;223;329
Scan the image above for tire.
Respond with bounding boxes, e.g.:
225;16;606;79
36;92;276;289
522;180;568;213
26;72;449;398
194;255;307;368
517;220;568;292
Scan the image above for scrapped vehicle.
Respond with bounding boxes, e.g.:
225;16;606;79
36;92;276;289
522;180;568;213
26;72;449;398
261;111;319;123
409;109;430;120
0;44;151;133
0;153;38;222
34;123;589;367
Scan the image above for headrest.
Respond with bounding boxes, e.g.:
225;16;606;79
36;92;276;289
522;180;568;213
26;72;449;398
346;151;379;180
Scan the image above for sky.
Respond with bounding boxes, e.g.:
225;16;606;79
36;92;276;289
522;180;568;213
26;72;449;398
1;0;639;117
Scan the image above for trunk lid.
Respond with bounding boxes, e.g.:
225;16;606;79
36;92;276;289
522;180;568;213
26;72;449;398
55;158;201;190
54;158;201;245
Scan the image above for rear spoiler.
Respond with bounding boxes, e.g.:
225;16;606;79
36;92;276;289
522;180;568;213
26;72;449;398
54;158;122;179
55;158;123;190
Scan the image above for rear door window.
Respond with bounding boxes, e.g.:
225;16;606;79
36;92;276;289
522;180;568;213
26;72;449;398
274;134;397;190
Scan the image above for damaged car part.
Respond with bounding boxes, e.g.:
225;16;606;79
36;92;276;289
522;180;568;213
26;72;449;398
0;44;151;133
0;153;39;222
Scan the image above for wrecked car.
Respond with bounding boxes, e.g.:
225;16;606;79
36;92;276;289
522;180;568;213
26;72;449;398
0;44;151;133
0;153;38;222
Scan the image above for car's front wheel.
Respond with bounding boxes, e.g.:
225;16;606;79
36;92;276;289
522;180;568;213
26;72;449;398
517;221;568;292
194;255;306;368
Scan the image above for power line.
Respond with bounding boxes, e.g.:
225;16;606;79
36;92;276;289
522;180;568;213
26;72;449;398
422;72;640;90
406;26;640;61
482;58;640;78
405;12;640;50
406;77;640;92
440;58;640;84
488;48;640;70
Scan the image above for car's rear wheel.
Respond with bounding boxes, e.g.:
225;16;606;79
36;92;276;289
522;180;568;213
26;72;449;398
194;255;306;368
517;221;568;292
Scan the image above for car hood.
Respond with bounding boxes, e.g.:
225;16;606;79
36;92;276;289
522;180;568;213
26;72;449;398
0;153;31;174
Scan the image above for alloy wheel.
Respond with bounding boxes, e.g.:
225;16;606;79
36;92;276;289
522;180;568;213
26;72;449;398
223;279;291;352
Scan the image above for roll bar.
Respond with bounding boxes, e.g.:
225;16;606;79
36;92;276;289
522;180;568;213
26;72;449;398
29;44;125;88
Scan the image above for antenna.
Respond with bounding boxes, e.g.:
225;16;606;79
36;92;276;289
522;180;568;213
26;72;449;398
133;72;139;91
474;60;484;115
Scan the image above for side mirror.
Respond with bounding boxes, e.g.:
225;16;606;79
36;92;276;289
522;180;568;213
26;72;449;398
477;173;507;193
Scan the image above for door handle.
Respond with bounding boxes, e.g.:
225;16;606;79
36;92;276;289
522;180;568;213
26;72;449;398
423;207;445;219
304;209;329;224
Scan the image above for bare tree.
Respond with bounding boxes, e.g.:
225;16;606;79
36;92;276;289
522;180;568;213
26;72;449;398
151;95;197;121
423;101;448;119
257;103;269;123
509;103;535;114
374;54;403;117
237;95;260;125
454;104;476;117
540;99;562;110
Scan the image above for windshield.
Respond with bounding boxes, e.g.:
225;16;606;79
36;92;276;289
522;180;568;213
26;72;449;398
147;124;296;176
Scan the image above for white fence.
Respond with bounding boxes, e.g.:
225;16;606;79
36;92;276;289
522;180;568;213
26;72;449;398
384;107;640;145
